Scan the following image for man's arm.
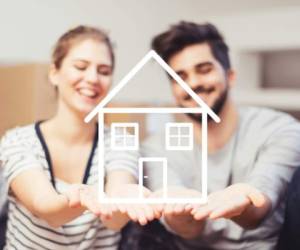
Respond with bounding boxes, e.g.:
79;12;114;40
191;183;271;229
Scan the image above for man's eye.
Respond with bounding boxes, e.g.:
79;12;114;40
178;73;187;80
198;66;212;74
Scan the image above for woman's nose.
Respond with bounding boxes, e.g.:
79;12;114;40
85;68;99;84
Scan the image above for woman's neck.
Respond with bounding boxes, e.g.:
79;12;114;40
46;102;96;145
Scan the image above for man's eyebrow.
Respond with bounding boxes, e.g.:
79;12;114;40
174;61;214;75
195;61;213;68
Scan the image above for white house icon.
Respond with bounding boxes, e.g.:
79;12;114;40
85;50;220;204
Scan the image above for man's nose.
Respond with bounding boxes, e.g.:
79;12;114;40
187;74;200;88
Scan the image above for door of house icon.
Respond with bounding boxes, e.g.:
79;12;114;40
138;157;167;199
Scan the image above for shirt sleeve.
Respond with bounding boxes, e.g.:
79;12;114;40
141;135;184;191
0;166;8;216
245;118;300;213
104;129;139;179
0;128;43;187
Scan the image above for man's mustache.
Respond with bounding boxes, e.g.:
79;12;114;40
183;85;215;101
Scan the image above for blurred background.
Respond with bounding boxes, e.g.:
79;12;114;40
1;0;300;136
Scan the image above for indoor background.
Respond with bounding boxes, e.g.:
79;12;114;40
1;0;300;135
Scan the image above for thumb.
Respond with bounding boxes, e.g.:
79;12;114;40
67;184;83;208
149;189;164;198
142;187;152;197
247;188;267;207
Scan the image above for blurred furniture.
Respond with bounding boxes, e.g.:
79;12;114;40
0;64;56;136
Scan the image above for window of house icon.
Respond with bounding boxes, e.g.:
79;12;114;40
111;123;139;150
166;123;193;150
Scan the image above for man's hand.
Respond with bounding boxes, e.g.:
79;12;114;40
150;186;205;239
191;183;270;228
108;183;160;225
150;186;201;215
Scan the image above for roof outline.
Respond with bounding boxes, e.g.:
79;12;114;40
85;50;221;123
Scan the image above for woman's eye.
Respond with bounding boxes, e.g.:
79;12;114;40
98;68;112;76
74;65;87;71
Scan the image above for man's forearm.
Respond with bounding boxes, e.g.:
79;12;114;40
164;213;205;239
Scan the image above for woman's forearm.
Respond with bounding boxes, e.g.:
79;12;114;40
32;192;86;228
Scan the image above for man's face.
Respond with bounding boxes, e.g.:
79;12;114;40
168;43;234;121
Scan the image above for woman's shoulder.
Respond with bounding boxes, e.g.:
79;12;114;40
1;123;37;147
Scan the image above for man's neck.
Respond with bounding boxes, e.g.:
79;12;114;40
194;98;238;153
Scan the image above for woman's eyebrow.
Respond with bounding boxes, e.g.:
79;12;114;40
72;59;112;67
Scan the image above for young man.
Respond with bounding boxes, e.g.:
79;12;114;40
142;21;300;249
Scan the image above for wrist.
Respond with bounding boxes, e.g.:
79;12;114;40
164;213;205;239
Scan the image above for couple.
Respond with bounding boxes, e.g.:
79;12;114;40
1;21;300;250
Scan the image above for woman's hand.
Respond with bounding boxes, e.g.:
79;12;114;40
63;184;115;220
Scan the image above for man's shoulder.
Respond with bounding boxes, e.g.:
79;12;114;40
240;106;298;128
238;106;300;139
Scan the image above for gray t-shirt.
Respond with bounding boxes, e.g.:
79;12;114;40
142;107;300;250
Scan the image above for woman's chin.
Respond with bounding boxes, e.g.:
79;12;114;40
73;103;97;118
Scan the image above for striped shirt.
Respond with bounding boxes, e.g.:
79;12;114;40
0;122;139;250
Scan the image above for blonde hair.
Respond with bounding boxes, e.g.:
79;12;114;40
52;25;114;69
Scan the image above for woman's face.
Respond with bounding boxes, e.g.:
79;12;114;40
51;39;113;116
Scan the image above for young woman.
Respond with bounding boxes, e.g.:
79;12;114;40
0;25;156;250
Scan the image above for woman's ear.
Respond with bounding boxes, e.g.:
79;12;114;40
48;64;59;87
227;69;236;88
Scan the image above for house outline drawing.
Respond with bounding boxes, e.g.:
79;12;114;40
85;50;221;204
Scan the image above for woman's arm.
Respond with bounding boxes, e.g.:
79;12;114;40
10;168;87;228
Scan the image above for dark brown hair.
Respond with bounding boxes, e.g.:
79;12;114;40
152;21;231;71
52;25;115;69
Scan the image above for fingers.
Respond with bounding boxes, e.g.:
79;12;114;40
152;203;164;218
125;204;156;225
208;195;249;219
247;189;266;207
66;184;83;208
79;186;102;216
135;205;149;225
191;204;211;220
173;203;188;215
191;185;260;221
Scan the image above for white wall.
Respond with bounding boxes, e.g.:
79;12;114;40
1;0;300;105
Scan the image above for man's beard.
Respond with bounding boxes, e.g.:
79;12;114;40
183;86;228;124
